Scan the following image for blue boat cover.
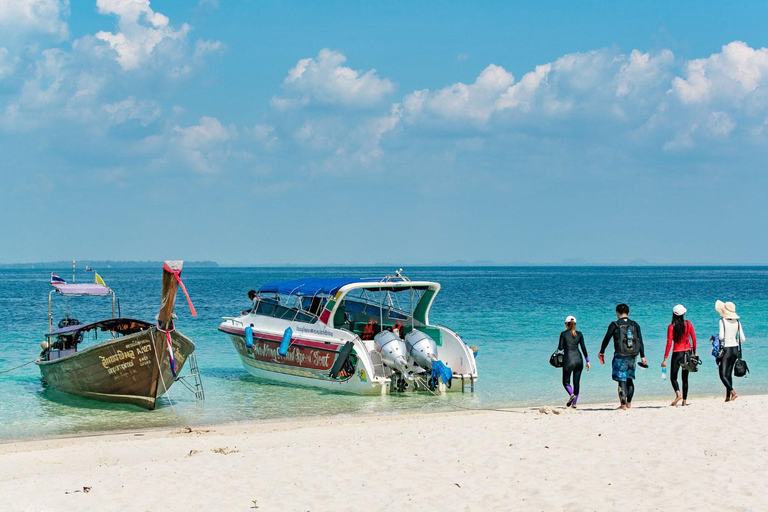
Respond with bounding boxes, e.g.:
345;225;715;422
258;277;381;296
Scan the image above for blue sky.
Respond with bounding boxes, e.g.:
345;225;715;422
1;1;768;265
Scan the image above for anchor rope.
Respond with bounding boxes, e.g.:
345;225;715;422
149;329;188;428
0;358;38;375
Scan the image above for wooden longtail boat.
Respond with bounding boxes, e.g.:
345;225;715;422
36;261;197;410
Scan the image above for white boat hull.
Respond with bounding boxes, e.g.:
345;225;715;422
223;330;388;395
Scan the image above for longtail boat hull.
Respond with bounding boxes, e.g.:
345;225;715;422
37;328;195;410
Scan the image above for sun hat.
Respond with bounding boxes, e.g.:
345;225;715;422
715;300;740;320
673;304;687;316
564;315;577;324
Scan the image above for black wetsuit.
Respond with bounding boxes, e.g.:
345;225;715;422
719;346;740;398
600;317;644;405
558;330;588;401
670;352;689;400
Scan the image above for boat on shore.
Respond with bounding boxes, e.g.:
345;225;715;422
219;272;478;394
36;261;199;410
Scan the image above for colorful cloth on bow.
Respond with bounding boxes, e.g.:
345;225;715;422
612;355;636;382
164;330;178;378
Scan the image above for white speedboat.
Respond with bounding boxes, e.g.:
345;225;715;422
219;273;478;394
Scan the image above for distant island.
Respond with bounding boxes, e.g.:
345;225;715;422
0;260;219;269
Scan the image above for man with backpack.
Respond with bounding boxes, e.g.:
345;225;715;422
598;304;647;410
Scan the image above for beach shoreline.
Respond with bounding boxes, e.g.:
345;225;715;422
2;394;766;511
0;387;739;446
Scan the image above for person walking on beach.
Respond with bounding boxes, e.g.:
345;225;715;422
716;300;746;402
598;304;647;410
661;304;697;406
558;315;590;408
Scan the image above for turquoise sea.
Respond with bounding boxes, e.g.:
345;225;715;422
1;266;767;441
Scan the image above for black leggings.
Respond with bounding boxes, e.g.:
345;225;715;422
562;361;583;396
719;346;739;398
618;378;635;405
670;352;689;400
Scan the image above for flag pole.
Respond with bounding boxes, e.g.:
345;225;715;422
72;260;75;284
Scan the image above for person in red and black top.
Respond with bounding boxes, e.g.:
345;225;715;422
661;304;697;406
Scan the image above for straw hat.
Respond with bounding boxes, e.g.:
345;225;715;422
715;300;740;320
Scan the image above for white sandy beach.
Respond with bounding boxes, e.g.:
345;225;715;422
1;395;766;512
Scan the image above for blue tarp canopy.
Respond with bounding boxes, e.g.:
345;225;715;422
258;278;381;297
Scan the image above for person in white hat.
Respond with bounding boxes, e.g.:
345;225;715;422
661;304;697;406
716;300;746;402
557;315;590;408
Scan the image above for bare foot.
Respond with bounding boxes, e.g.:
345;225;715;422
725;397;731;402
682;400;687;406
616;405;627;410
626;403;632;409
731;391;739;401
670;396;681;406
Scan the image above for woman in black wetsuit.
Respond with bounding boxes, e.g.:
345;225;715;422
558;315;590;408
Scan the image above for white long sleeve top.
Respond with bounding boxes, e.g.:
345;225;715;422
719;318;746;348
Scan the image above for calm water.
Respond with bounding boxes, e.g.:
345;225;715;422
1;266;767;440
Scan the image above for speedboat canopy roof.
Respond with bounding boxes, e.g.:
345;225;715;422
259;278;383;297
53;283;111;296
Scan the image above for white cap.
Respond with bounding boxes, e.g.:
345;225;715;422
673;304;687;316
564;315;577;324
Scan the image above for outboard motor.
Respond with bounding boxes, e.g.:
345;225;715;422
405;330;438;371
374;331;409;374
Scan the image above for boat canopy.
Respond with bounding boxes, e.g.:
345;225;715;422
45;318;152;338
258;278;381;297
52;283;111;296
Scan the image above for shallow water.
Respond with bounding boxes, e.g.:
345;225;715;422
1;266;766;440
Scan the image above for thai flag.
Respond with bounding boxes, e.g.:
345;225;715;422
50;273;66;285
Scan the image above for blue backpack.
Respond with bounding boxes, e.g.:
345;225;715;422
711;334;722;358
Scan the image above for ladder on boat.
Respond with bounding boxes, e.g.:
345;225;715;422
175;353;205;401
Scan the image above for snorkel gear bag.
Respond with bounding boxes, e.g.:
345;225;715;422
734;341;749;377
682;351;702;372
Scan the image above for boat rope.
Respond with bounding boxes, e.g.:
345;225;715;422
414;375;524;414
0;358;38;376
149;329;188;429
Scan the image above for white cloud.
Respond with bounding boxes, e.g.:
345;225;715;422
672;41;768;106
194;39;225;59
404;64;514;124
616;49;674;97
95;0;190;71
172;116;237;173
0;0;69;42
247;123;278;150
272;48;395;109
0;47;19;79
102;96;161;126
495;63;551;112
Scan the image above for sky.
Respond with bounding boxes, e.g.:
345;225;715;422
1;1;768;265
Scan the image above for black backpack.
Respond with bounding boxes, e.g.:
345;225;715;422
615;320;640;356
